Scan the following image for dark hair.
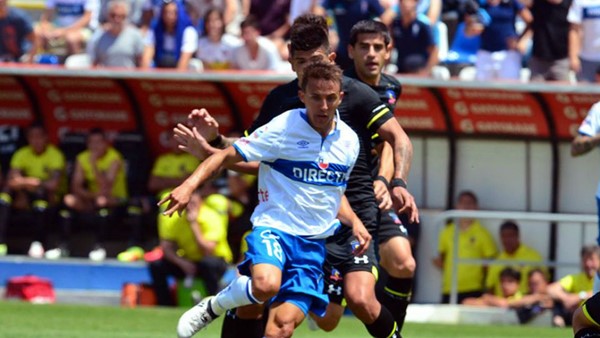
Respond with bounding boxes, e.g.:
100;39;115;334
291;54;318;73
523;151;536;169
240;14;260;31
88;127;106;139
300;61;343;91
457;190;478;204
500;267;521;282
203;7;225;37
527;268;547;280
26;122;46;134
500;220;519;233
581;244;600;259
289;14;330;56
349;20;391;46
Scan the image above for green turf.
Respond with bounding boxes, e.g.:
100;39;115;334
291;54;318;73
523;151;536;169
0;300;572;338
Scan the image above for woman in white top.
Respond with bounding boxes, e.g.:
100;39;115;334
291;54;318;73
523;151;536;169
196;7;241;69
141;0;198;70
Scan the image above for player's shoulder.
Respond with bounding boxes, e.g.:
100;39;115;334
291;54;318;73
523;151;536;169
380;72;401;87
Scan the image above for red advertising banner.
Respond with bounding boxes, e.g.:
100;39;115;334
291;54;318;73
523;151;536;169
439;88;549;138
0;75;35;126
395;85;447;133
540;93;600;141
125;79;236;155
21;76;137;143
221;81;280;130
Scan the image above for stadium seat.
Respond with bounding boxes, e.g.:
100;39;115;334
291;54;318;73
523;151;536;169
64;54;91;69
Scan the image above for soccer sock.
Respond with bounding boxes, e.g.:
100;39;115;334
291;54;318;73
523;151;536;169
210;275;262;316
575;327;600;338
364;305;400;338
220;309;265;338
377;276;413;332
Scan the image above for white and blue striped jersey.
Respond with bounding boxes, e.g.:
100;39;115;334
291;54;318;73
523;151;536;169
233;108;360;239
578;101;600;136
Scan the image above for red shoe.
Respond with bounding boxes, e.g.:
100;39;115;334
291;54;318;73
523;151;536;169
144;247;163;262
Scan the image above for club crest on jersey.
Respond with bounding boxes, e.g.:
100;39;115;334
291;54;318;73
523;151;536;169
386;89;397;105
330;268;343;282
318;160;329;170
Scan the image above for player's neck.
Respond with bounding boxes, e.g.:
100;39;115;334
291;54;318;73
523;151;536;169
360;73;381;87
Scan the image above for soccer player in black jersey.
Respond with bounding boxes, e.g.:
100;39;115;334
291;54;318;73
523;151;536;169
173;14;418;338
344;19;417;334
573;291;600;338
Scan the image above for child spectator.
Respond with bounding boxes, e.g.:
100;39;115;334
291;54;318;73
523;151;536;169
195;7;241;70
463;267;523;307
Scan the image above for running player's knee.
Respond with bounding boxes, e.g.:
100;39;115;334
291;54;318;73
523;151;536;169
317;316;341;332
265;315;295;338
345;289;379;319
382;255;416;277
251;275;280;301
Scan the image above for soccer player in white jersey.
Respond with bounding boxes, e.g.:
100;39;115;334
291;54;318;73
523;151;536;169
159;61;371;338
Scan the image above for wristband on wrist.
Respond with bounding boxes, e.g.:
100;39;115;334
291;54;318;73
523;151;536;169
390;178;408;189
374;175;389;187
208;134;224;148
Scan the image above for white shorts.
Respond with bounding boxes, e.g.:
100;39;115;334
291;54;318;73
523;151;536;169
475;49;522;81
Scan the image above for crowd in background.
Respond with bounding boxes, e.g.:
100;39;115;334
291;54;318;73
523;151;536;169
1;0;600;82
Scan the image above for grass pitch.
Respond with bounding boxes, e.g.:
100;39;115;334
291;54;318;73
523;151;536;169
0;300;571;338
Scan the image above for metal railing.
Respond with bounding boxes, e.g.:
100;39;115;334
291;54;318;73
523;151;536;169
434;210;598;304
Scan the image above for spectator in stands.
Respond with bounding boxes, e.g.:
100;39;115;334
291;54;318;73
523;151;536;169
224;170;257;264
524;0;572;82
464;266;553;321
87;0;145;68
98;0;145;26
0;124;65;258
468;0;532;81
432;190;498;304
0;0;38;63
36;0;97;59
140;0;162;31
442;6;481;77
485;220;545;297
184;0;239;35
548;244;599;327
514;268;554;323
195;7;241;70
463;267;523;307
390;0;438;75
230;15;282;71
242;0;291;60
141;0;198;70
149;187;232;306
568;0;600;82
48;128;128;261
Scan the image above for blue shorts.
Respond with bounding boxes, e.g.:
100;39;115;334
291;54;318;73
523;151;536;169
238;226;329;317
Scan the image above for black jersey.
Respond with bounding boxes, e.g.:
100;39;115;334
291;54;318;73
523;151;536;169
245;76;394;229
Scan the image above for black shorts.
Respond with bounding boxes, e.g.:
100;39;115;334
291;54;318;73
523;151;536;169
322;229;378;305
583;292;600;326
377;210;409;244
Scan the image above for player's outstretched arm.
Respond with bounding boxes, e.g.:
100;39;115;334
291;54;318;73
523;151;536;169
571;134;600;157
337;195;371;256
185;108;239;149
158;146;243;216
174;123;259;175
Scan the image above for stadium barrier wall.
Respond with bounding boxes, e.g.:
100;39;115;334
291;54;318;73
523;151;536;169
2;65;600;302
